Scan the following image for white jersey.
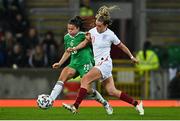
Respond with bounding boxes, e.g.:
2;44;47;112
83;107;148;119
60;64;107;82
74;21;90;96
89;27;121;65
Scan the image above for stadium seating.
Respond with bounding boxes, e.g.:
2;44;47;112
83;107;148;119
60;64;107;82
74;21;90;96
26;0;74;39
147;0;180;44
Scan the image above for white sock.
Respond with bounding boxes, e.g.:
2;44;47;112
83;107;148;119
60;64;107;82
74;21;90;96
91;89;107;105
50;81;64;100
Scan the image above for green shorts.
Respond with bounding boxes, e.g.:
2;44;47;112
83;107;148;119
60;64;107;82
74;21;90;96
68;62;93;77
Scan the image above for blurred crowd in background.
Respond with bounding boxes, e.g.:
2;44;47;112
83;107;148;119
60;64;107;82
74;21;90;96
0;0;59;68
0;0;180;72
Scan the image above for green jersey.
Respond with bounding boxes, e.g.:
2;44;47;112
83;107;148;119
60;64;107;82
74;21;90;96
64;32;94;66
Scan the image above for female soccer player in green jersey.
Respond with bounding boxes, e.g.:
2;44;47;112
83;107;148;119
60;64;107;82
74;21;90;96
49;16;113;115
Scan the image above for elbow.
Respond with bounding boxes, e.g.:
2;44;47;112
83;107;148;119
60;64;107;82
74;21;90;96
117;42;124;49
83;43;88;47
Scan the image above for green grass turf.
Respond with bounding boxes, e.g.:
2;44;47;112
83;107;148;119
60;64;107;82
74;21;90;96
0;107;180;120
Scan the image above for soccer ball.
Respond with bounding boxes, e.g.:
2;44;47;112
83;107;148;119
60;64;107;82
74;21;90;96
37;94;53;109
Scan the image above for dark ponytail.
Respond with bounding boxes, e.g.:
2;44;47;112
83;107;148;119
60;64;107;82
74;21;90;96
81;16;95;31
68;16;95;31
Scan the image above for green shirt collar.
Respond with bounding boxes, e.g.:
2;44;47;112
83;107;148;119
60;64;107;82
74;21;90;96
67;31;84;38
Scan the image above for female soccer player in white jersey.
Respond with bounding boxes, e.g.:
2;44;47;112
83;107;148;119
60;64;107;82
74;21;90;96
63;5;144;115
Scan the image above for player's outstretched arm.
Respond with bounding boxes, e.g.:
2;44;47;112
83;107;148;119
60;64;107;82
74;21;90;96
52;50;71;69
117;42;139;64
67;39;90;52
67;32;91;52
76;38;90;50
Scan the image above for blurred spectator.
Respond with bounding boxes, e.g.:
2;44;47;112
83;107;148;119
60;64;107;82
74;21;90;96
3;0;25;14
0;48;6;67
1;6;17;31
136;41;160;99
28;44;48;68
12;13;29;38
2;31;16;67
135;41;159;71
0;33;7;67
2;0;27;32
0;32;5;50
41;31;58;66
21;27;39;56
80;0;94;17
7;43;27;68
11;0;26;14
168;67;180;99
3;0;17;21
167;46;180;80
4;31;16;53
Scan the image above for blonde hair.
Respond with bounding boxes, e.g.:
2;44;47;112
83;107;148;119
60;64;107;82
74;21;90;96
95;5;118;25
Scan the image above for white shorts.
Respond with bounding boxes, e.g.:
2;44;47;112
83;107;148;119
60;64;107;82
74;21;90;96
94;60;112;81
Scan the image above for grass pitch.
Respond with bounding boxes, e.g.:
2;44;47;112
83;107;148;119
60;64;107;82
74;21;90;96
0;107;180;120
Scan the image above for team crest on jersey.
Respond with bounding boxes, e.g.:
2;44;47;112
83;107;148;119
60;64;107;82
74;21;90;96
102;35;108;40
70;41;74;46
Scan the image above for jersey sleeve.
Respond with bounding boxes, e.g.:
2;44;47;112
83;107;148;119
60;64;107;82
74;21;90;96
88;28;94;43
78;32;86;42
64;35;68;50
89;28;93;33
112;33;121;45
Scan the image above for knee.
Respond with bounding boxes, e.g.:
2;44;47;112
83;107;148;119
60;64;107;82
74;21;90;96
81;76;90;86
67;71;75;76
59;75;66;82
106;87;117;96
86;86;93;94
86;88;92;94
59;71;74;81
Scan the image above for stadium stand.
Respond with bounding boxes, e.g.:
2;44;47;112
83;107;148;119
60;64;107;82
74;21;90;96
26;0;76;38
147;0;180;44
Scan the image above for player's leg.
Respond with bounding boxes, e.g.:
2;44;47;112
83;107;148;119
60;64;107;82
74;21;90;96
88;87;106;105
50;66;76;100
87;85;113;115
77;63;111;112
103;77;138;105
63;67;102;113
73;67;102;109
103;77;144;115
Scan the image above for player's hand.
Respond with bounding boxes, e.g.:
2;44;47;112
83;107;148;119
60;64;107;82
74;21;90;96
85;32;91;41
131;56;139;64
67;48;73;52
67;47;77;52
52;62;61;69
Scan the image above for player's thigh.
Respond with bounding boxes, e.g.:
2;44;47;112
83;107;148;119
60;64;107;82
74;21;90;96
59;66;76;81
81;67;102;85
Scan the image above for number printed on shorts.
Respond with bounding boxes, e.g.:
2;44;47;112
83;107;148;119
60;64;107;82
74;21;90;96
83;63;93;72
